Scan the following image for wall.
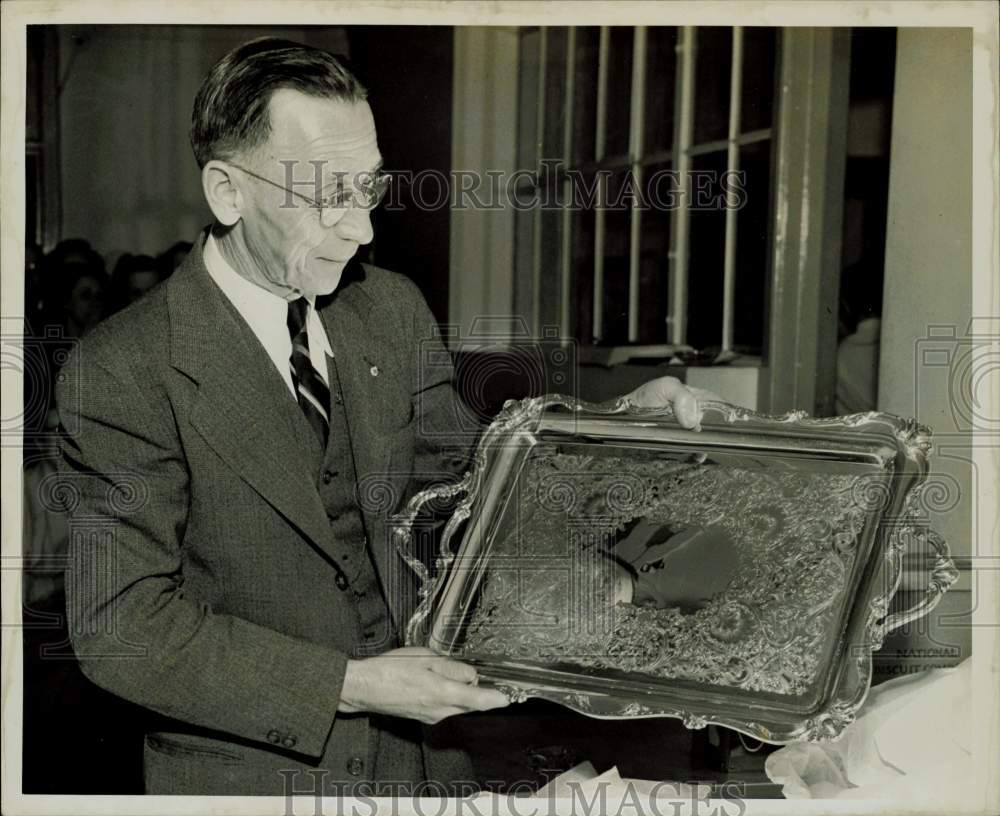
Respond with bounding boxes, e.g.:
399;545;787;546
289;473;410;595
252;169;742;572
880;28;973;554
56;25;348;261
877;28;973;674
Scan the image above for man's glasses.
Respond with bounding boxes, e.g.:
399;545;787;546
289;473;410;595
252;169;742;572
229;162;391;226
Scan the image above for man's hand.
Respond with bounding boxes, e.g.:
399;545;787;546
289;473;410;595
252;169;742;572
622;375;723;431
337;647;510;724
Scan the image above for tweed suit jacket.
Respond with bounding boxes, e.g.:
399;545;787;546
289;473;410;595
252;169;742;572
56;233;478;795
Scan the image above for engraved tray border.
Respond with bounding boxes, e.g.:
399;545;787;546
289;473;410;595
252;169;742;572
392;396;959;743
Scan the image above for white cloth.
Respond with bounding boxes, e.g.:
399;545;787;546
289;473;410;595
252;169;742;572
765;659;973;802
203;233;332;396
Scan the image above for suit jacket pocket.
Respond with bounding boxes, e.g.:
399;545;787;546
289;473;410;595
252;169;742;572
145;731;246;764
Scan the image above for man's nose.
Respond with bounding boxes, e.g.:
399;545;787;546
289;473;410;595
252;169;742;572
331;205;374;245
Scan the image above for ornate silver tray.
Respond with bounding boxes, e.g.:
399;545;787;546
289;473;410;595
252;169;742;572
392;396;958;742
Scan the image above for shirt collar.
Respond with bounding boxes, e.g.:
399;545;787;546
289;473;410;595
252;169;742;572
203;231;287;328
202;232;333;358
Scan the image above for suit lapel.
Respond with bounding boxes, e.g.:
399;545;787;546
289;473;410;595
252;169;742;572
317;286;382;485
167;236;337;563
316;268;405;614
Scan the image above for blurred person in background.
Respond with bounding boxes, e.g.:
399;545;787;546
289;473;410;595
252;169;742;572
60;267;107;337
157;240;193;276
47;240;109;338
112;253;163;309
29;242;109;440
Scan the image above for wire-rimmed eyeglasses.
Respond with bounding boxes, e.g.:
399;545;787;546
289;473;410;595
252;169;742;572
228;161;391;226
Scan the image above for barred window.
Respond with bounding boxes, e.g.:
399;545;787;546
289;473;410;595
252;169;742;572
514;26;779;360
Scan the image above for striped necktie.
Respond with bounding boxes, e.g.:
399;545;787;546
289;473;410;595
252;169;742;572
286;298;330;450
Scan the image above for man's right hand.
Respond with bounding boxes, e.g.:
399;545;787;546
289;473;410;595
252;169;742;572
337;646;511;724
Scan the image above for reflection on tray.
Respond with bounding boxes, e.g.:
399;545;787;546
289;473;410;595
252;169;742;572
461;451;867;698
394;395;957;741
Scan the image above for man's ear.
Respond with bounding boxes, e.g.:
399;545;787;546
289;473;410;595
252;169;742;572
202;160;243;226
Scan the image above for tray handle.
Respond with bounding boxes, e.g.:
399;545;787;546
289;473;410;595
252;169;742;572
391;473;473;644
880;527;960;636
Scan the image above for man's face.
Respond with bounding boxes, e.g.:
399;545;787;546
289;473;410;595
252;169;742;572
236;89;381;298
65;272;106;333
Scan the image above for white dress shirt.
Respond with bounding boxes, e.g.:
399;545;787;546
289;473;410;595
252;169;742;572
203;233;332;398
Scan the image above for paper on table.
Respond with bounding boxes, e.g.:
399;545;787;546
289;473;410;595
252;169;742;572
536;762;711;801
534;761;602;797
471;761;711;807
765;659;972;801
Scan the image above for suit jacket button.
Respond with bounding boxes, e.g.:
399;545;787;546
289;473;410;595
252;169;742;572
267;730;281;744
322;470;335;485
346;757;364;776
335;572;349;591
282;735;297;749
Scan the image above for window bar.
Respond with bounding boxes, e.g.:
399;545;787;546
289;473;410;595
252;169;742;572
721;27;744;354
592;26;610;342
688;127;770;156
667;26;696;346
559;27;577;344
627;27;648;343
531;28;548;338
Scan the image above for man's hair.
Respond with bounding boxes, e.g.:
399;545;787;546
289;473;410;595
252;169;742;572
190;37;367;169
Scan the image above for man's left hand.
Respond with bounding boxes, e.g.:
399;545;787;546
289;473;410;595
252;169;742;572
622;376;724;431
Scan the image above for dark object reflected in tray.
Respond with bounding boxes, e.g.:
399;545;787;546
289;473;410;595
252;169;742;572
392;396;958;743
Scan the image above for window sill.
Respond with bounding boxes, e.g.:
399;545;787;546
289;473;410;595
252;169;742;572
578;344;762;369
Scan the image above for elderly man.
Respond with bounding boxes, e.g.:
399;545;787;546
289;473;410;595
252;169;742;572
57;37;709;796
